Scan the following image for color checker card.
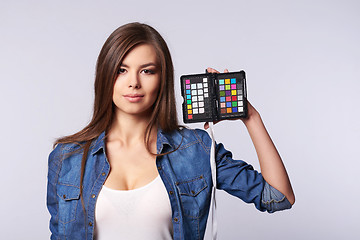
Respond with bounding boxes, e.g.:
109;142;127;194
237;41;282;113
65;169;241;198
181;71;247;123
217;76;245;119
181;75;213;122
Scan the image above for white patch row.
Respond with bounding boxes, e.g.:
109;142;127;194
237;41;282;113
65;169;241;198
193;108;205;114
192;101;204;108
191;88;208;95
192;96;205;101
191;82;208;89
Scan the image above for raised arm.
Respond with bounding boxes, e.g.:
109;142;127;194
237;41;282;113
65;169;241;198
206;67;295;205
242;102;295;204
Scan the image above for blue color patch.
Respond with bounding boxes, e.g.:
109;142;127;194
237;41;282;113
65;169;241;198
231;78;236;84
232;107;238;112
187;95;191;99
226;102;232;107
220;97;225;102
186;90;191;94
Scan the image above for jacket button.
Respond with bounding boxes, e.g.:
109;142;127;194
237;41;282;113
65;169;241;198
191;190;195;195
89;222;93;226
92;194;96;198
157;166;162;170
173;217;178;222
101;172;106;176
62;195;66;199
200;175;203;179
169;191;173;195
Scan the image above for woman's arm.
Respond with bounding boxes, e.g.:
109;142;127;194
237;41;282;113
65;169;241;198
206;67;295;205
243;102;295;205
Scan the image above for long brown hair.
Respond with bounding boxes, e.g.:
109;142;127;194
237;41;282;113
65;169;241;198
55;22;180;216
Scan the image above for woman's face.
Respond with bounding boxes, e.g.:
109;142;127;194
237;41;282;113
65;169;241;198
112;44;160;118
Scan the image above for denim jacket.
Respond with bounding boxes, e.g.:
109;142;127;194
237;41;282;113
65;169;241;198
47;128;291;240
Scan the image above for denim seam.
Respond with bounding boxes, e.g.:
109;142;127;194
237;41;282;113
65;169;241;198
193;130;210;153
53;145;65;233
176;175;205;185
88;158;107;237
56;145;80;225
52;145;64;228
62;222;66;240
177;176;206;218
178;195;202;219
157;164;181;240
261;195;286;204
179;185;207;197
57;183;80;188
58;200;79;224
177;139;201;150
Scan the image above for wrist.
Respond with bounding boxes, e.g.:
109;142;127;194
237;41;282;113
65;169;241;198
243;110;261;128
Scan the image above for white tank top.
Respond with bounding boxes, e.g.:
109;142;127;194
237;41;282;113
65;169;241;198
94;175;173;240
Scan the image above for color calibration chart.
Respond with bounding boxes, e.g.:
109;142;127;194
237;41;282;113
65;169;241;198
184;76;212;121
181;70;247;123
217;78;245;117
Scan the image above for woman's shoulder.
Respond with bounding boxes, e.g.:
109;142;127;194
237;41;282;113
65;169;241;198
47;142;84;169
161;127;212;147
182;127;210;141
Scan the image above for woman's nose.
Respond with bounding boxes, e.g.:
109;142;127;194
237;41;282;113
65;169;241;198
128;72;141;89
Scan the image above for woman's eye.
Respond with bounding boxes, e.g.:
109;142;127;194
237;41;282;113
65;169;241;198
118;68;126;74
142;69;155;74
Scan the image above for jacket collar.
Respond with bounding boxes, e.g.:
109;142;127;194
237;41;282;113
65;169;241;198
156;128;175;154
91;131;106;155
90;128;174;155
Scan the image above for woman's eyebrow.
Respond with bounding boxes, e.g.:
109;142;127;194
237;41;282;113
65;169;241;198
120;63;158;68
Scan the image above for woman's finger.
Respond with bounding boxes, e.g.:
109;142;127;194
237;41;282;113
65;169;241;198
207;67;220;73
204;120;220;130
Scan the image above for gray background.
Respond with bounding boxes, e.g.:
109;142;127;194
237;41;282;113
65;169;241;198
1;0;359;239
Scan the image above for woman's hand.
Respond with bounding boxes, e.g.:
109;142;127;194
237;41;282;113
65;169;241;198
203;67;258;129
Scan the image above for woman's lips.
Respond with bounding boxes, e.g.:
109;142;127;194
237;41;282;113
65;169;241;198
123;94;144;103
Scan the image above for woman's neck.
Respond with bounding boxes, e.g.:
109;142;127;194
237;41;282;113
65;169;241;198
107;111;157;147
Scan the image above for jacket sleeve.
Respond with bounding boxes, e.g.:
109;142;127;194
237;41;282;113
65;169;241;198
46;144;63;239
215;142;291;213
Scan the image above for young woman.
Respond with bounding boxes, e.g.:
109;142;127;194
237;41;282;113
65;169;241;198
47;22;295;240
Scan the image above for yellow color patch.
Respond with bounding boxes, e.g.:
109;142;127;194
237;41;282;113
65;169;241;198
232;90;237;95
187;105;192;109
225;79;230;84
188;110;192;114
227;108;232;113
